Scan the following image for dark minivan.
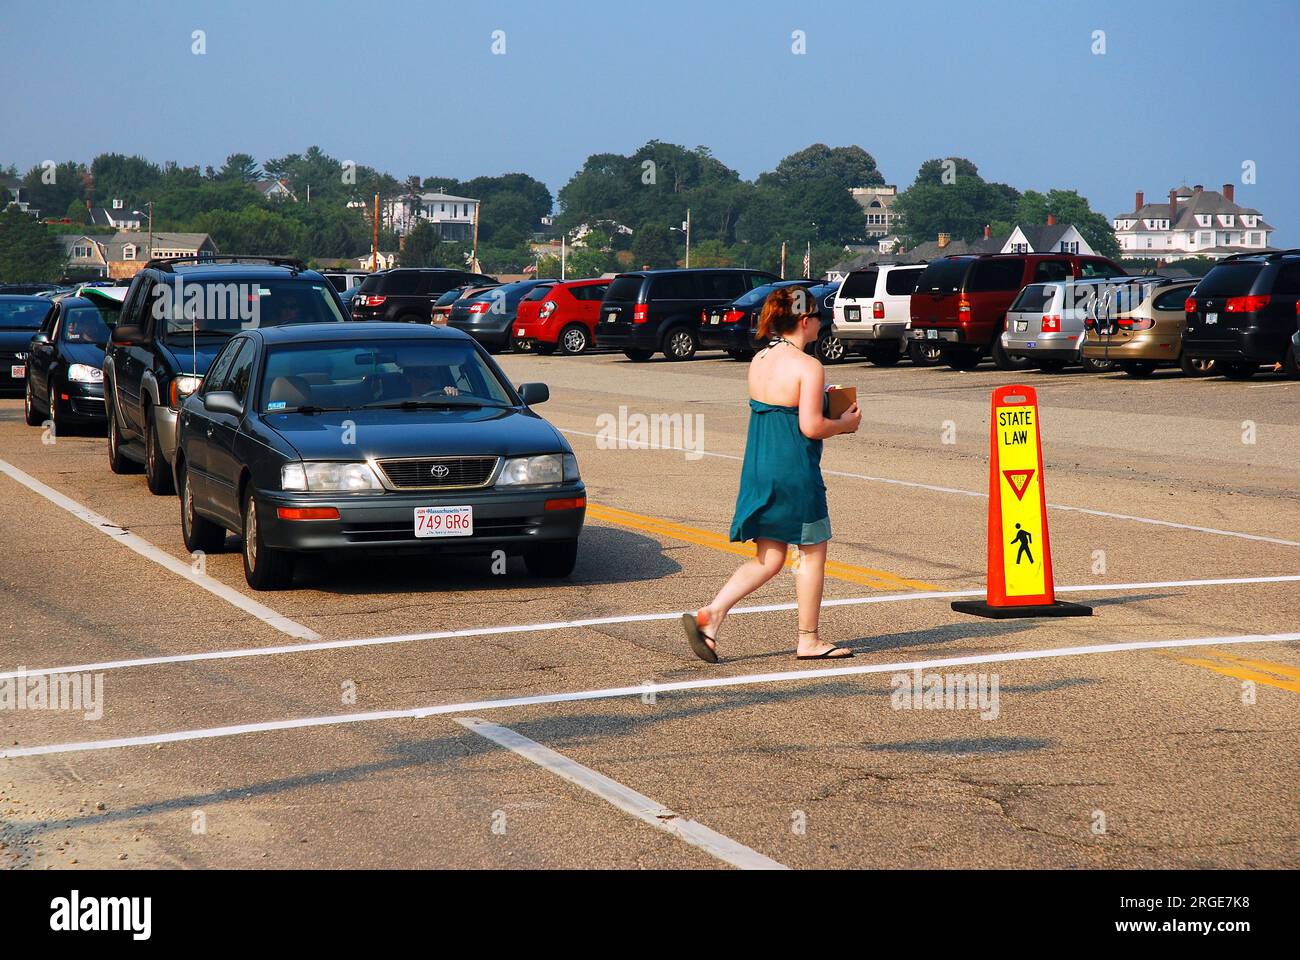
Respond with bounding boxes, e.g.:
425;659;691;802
1183;250;1300;379
598;268;779;361
351;268;497;323
910;253;1126;370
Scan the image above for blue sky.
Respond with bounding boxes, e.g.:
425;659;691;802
1;0;1296;243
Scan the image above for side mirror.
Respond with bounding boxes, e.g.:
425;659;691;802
112;323;143;345
517;382;549;406
29;332;50;346
203;391;243;417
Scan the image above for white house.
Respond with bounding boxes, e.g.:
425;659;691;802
1000;219;1095;256
90;199;146;230
850;185;902;238
1112;184;1274;260
255;178;296;202
383;191;479;241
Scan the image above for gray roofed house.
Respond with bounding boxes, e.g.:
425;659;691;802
1112;183;1274;260
104;231;217;279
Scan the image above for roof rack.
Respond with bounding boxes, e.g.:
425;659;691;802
144;254;309;273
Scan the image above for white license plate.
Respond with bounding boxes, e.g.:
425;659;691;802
414;505;473;538
10;365;25;378
1205;312;1218;324
516;327;525;336
1014;320;1028;332
710;315;720;324
846;307;860;320
926;329;938;340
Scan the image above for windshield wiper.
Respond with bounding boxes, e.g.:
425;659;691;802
362;398;493;410
272;404;354;415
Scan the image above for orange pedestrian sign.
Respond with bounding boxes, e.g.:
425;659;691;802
952;385;1092;620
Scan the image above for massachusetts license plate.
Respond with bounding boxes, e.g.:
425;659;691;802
846;306;860;320
1205;312;1218;324
10;365;25;378
926;329;938;340
710;314;720;324
414;505;473;538
516;327;524;336
1014;320;1028;332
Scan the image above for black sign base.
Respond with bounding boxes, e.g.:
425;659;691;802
951;599;1093;619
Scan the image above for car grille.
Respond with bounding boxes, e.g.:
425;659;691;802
374;456;499;490
341;517;534;543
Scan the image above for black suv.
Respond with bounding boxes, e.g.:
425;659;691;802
350;268;497;323
598;268;780;361
104;256;349;495
1184;249;1300;379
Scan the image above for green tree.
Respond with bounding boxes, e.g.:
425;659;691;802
894;159;1020;246
89;153;162;207
913;157;982;187
65;199;90;224
21;161;87;222
630;222;676;269
400;220;441;267
190;207;306;257
1016;189;1120;260
0;207;65;282
218;153;260;182
767;144;885;191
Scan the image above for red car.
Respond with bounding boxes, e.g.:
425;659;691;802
512;278;609;355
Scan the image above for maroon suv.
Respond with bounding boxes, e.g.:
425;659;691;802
910;253;1126;370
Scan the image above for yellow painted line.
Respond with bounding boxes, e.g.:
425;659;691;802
1172;648;1300;694
585;502;941;591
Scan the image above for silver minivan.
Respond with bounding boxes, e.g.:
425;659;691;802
1001;279;1116;371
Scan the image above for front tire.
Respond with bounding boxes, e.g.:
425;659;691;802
144;406;175;495
908;341;943;367
241;488;294;590
558;324;590;355
662;327;698;361
179;460;226;554
23;376;44;426
524;540;578;578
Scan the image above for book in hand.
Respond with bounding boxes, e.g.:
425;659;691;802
826;385;857;419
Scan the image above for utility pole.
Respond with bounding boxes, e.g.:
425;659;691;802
561;235;566;281
471;200;480;273
371;193;379;271
146;201;154;260
685;208;691;268
780;240;787;279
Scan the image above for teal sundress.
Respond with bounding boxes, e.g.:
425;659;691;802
729;394;832;547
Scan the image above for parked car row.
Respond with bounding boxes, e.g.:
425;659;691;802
11;255;586;592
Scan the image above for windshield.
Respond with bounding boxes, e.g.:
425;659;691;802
0;299;51;329
260;338;515;413
156;279;345;340
916;259;971;295
1195;262;1265;298
61;302;119;346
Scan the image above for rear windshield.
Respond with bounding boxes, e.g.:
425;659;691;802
155;279;345;339
1195;262;1265;298
434;287;465;307
522;284;555;302
605;275;646;302
839;270;877;299
915;259;971;295
1010;284;1056;313
0;299;51;329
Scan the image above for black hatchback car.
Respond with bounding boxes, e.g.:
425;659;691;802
175;322;585;590
699;279;843;362
0;295;53;395
598;268;780;361
1183;250;1300;379
24;290;122;429
350;268;497;323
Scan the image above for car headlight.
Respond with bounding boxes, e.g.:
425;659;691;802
281;461;383;492
496;453;578;486
169;375;203;408
67;363;103;384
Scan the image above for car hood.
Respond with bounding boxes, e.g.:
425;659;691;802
161;339;228;376
264;406;568;461
60;341;109;367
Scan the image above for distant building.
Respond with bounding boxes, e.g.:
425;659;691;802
1112;184;1274;260
104;231;217;279
3;182;39;219
59;235;111;277
90;199;147;230
828;220;1096;278
850;185;902;238
383;192;479;241
255;178;296;202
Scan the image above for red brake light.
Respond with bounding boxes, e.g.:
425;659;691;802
1224;295;1270;313
873;301;885;320
957;297;972;317
469;301;490;314
633;304;649;324
1184;297;1196;313
725;309;745;324
363;295;385;307
1040;314;1061;333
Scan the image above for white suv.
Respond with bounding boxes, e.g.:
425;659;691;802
832;263;927;366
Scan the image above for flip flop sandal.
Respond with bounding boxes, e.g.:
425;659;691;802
680;613;719;664
796;645;854;661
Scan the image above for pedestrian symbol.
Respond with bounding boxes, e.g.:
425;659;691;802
1011;523;1033;565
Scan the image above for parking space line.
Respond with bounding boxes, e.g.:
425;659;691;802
1173;649;1300;694
0;459;320;642
4;573;1298;682
3;630;1297;761
586;502;940;590
561;428;1300;548
455;718;786;870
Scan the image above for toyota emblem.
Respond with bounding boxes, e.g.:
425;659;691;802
430;464;451;479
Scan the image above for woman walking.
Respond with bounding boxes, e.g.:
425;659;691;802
681;286;861;663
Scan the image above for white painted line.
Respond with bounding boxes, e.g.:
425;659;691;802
561;428;1300;548
4;574;1297;682
3;631;1297;761
456;718;786;870
0;459;319;642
